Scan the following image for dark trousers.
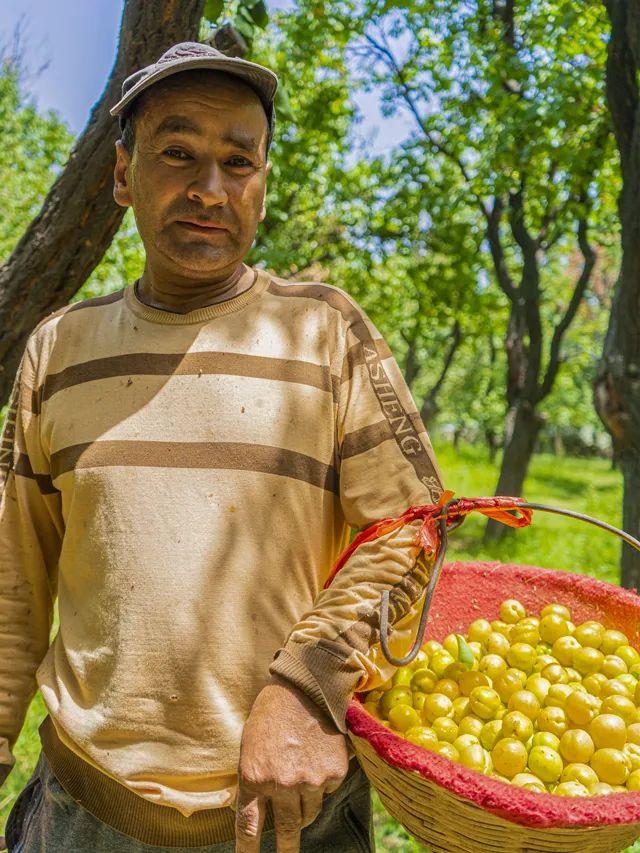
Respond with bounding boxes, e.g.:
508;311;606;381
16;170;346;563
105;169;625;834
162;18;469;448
5;750;374;852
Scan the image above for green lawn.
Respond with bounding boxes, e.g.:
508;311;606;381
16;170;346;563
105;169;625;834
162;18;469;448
3;442;640;851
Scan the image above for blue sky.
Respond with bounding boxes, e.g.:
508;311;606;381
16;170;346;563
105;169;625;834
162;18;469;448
2;0;413;156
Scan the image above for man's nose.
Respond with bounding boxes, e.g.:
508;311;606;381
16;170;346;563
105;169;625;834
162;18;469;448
186;160;228;207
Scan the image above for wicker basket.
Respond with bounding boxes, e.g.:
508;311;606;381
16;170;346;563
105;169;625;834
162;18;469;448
334;498;640;852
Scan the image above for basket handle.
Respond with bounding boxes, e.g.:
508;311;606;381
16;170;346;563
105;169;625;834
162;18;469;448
379;498;640;668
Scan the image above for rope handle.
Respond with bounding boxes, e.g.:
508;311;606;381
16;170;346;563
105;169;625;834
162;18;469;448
324;491;640;668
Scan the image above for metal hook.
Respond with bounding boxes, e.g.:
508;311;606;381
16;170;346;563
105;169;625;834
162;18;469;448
379;500;457;667
377;499;640;669
518;503;640;553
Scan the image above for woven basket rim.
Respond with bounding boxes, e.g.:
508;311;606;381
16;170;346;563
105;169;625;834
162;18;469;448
347;559;640;830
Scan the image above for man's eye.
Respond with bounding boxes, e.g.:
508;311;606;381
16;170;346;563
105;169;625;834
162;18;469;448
164;149;190;160
162;150;252;167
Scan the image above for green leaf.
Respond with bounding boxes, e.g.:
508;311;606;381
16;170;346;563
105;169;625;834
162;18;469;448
237;4;256;25
204;0;224;22
247;0;269;28
457;634;474;669
234;13;255;44
275;84;294;122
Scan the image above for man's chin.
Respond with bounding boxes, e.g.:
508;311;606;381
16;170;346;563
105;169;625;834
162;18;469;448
160;244;233;273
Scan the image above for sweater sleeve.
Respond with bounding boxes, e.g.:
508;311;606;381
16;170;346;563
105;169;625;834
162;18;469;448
270;298;445;731
0;336;63;785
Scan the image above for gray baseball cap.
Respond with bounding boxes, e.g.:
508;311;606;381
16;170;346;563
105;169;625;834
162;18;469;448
109;41;279;141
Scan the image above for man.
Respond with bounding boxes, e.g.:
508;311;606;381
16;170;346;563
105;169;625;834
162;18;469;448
0;42;444;852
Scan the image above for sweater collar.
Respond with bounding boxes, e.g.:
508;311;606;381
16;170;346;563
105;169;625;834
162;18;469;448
123;266;270;325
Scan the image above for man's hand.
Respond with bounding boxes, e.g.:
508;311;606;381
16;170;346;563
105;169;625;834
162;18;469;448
235;675;349;852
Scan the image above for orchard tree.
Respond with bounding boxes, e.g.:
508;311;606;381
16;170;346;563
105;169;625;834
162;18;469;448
0;55;147;315
0;0;366;406
0;57;73;262
342;0;617;540
0;0;211;402
594;0;640;588
331;146;495;430
247;4;357;274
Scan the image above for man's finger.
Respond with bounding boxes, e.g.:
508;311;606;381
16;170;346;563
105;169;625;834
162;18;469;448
235;786;266;853
323;773;346;795
273;789;303;853
300;789;323;828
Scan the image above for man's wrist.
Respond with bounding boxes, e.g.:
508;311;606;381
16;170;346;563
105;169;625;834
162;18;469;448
265;672;337;725
267;671;310;696
269;640;361;733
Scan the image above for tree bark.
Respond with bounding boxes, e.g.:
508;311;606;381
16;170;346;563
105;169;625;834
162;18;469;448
403;333;420;389
0;0;206;403
483;195;595;543
620;454;640;585
485;400;544;542
484;428;500;464
593;0;640;588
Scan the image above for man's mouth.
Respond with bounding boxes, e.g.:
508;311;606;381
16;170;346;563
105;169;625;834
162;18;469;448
176;220;228;234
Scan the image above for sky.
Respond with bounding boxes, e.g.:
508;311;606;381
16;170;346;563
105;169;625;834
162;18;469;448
1;0;413;156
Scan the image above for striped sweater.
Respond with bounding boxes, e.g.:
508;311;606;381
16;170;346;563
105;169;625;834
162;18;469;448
0;265;444;846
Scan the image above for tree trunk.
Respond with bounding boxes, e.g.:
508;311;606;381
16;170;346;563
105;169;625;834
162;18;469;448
593;0;640;588
483;299;530;544
619;454;640;588
484;400;543;542
0;0;206;402
483;191;595;543
420;395;439;428
484;428;500;464
404;335;420;389
553;431;565;457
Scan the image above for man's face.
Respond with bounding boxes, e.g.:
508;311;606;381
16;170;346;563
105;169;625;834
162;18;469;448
113;70;272;279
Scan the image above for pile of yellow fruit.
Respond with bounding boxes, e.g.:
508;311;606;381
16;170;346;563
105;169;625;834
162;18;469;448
363;600;640;796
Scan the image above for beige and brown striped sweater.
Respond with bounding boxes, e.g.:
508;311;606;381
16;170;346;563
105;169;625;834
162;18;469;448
0;265;444;846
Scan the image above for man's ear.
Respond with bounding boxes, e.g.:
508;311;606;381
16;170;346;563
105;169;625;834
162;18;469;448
113;140;133;208
258;160;272;222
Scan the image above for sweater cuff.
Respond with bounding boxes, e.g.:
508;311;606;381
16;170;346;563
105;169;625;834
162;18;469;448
269;639;364;734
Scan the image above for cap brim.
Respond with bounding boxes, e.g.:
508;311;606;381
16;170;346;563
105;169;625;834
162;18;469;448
109;55;278;117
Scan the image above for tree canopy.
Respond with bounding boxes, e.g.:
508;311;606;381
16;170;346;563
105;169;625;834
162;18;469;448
0;0;622;474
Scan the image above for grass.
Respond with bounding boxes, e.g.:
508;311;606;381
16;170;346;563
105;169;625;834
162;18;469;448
2;441;639;851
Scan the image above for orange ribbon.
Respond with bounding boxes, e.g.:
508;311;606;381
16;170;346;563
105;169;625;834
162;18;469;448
323;492;533;589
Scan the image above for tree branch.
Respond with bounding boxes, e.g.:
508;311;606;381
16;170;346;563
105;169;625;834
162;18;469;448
0;0;206;401
362;30;473;185
404;335;420;389
492;0;516;49
432;318;462;398
508;181;543;399
482;195;518;302
420;319;462;423
539;215;596;401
